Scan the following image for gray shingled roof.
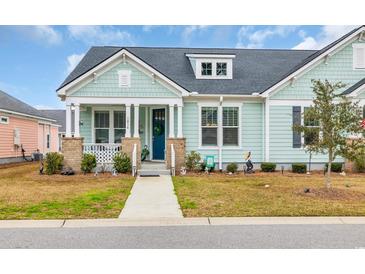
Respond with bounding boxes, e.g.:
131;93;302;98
58;47;316;95
341;78;365;95
38;109;74;133
0;90;56;121
57;26;364;96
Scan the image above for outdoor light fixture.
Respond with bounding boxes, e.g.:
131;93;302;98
79;120;84;126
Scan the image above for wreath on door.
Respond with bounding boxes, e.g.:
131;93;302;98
153;124;164;136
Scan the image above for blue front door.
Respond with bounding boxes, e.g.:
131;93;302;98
152;108;165;160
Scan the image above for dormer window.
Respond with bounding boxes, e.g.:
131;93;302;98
186;54;235;80
216;62;227;76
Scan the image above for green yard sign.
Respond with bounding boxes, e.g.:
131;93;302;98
205;156;215;168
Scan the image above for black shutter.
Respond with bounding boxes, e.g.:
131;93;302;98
292;106;302;148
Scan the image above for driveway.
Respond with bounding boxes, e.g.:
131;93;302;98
119;175;183;219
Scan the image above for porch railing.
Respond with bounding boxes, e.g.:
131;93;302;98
83;143;121;164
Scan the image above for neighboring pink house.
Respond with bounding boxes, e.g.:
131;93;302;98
0;90;60;164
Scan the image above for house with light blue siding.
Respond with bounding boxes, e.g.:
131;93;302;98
57;25;365;174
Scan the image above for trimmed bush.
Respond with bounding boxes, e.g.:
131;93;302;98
226;162;238;173
185;151;201;171
261;162;276;172
113;152;131;173
81;153;97;173
354;148;365;173
325;162;343;173
44;152;64;175
292;163;307;174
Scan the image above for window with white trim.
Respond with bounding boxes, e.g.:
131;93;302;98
216;62;227;76
201;62;212;76
0;116;9;124
223;107;239;146
94;111;110;143
303;107;320;146
118;70;131;87
353;44;365;69
201;107;218;146
114;111;126;143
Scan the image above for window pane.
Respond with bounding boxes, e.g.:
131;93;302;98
304;107;319;126
114;111;126;128
95;129;109;143
223;128;238;146
201;62;212;75
202;128;217;146
114;129;126;143
201;107;218;126
223;107;238;126
95;111;109;128
304;129;319;146
216;62;227;76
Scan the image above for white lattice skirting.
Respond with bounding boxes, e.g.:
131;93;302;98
83;144;121;164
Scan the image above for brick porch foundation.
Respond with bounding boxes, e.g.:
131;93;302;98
166;138;186;174
61;137;84;173
121;137;141;169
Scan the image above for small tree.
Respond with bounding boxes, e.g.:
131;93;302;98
294;79;364;189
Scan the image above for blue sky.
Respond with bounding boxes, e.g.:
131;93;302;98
0;25;357;109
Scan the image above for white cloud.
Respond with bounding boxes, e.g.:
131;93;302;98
34;104;59;110
67;26;134;45
293;25;357;50
16;25;62;45
181;25;209;44
142;25;158;32
236;26;297;48
66;53;85;74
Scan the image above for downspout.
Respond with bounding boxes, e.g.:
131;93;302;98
218;96;223;171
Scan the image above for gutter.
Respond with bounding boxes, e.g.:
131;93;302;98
0;108;57;123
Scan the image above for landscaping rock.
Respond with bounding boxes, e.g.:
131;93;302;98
61;167;75;176
304;188;311;193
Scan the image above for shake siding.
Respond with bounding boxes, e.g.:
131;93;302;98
71;62;179;98
0;113;38;158
271;42;365;100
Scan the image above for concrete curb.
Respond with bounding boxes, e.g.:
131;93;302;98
1;217;365;228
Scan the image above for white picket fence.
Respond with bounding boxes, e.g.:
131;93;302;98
83;143;121;164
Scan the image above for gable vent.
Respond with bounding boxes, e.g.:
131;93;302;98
118;70;131;87
353;44;365;69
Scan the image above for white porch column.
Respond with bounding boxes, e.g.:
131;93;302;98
169;104;175;138
66;104;72;137
133;104;140;138
125;104;131;138
177;105;183;138
264;98;270;162
74;103;80;137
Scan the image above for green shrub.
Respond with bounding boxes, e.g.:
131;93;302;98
113;152;131;173
261;162;276;172
185;151;201;171
325;162;343;173
226;162;238;173
354;148;365;173
44;152;64;175
81;153;97;173
292;163;307;174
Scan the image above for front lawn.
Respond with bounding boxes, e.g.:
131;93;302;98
173;172;365;217
0;163;134;219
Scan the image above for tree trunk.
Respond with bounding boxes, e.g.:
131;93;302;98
325;150;332;189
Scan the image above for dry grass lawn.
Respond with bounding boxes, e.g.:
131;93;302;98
0;162;134;219
173;171;365;217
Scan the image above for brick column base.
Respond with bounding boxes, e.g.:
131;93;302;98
166;138;186;174
61;137;84;173
121;137;141;169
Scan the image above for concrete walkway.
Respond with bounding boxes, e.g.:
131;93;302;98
119;175;183;219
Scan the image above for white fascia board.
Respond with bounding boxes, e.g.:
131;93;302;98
186;54;236;59
0;108;57;123
260;26;365;98
58;49;190;97
345;84;365;98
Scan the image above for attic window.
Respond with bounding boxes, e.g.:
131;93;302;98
0;116;9;124
216;62;227;76
201;62;212;76
353;44;365;69
118;70;131;87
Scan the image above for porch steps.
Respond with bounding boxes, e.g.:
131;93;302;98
138;161;171;176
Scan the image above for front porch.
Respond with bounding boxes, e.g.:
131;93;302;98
62;98;185;174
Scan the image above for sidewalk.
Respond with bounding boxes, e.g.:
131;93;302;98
119;175;183;219
1;217;365;228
